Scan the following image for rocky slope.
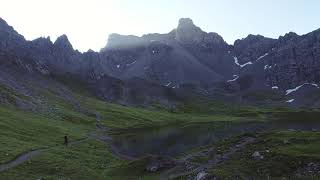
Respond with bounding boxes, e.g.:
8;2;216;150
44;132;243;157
1;17;320;107
230;29;320;107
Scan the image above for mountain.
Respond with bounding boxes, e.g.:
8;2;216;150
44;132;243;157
0;19;184;107
1;17;320;107
230;29;320;107
100;18;236;87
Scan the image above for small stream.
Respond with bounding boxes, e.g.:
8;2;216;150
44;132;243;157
111;113;320;158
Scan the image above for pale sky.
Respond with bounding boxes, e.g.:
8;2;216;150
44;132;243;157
0;0;319;52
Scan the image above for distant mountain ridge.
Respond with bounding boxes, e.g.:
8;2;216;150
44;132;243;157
1;17;320;107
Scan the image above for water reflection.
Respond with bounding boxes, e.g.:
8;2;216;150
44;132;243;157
112;113;320;158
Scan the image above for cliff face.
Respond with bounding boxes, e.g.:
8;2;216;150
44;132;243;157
1;17;320;107
232;29;320;89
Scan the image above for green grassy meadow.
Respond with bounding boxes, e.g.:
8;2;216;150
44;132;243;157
0;81;319;179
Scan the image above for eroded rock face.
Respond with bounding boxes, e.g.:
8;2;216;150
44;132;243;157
233;34;276;64
1;16;320;106
265;29;320;88
230;28;320;108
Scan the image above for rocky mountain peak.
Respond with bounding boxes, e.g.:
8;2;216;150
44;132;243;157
54;34;73;51
104;33;145;50
87;49;95;53
279;32;299;43
0;18;26;52
283;32;298;38
177;18;196;29
236;34;267;44
32;37;53;46
0;18;24;39
175;18;205;44
175;18;226;47
0;18;9;28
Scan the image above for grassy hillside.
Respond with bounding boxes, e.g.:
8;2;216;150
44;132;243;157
0;79;319;179
0;106;92;164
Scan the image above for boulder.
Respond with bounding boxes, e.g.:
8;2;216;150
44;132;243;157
252;151;264;160
195;171;207;180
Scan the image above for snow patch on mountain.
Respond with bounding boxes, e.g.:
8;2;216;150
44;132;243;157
264;65;272;70
234;57;253;68
256;53;269;61
227;75;239;82
286;83;319;95
172;84;180;89
286;99;295;103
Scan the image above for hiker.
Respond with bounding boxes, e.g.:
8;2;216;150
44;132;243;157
64;135;69;145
